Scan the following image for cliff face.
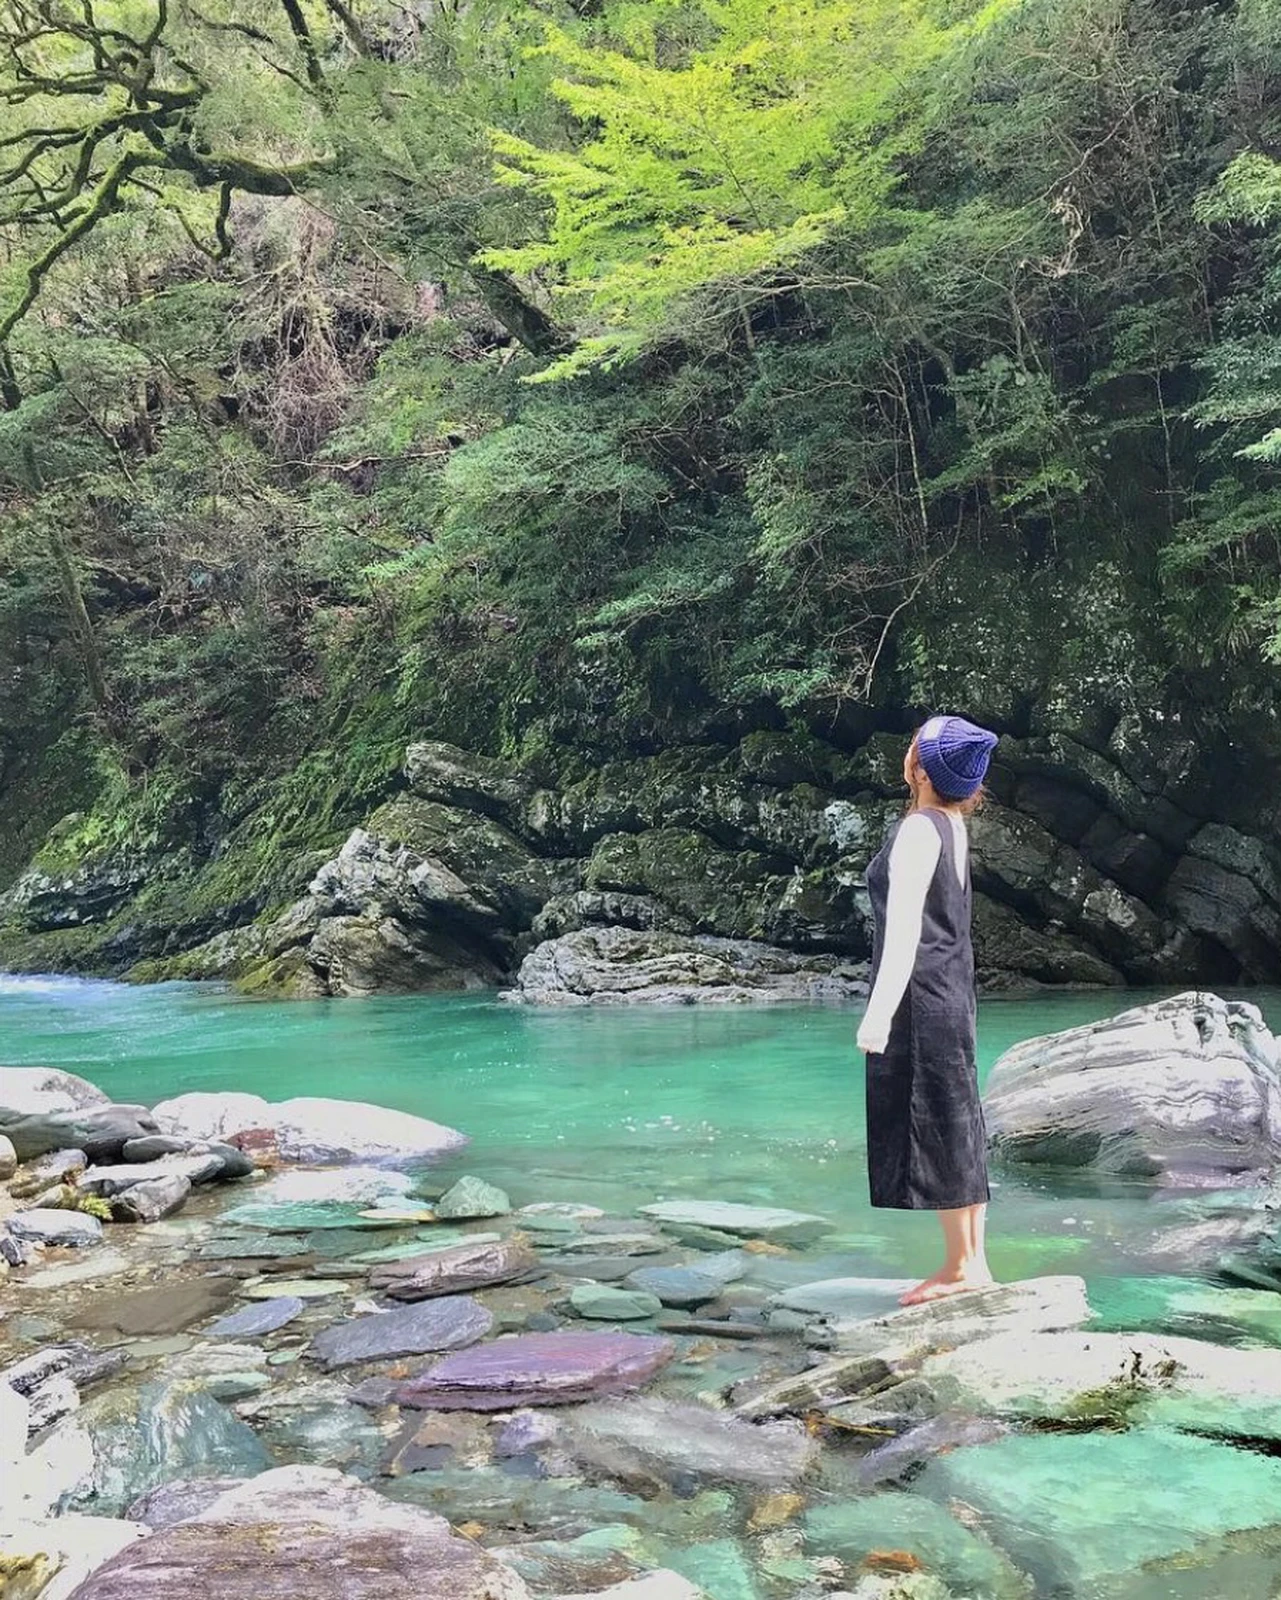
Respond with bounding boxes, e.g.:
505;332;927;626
4;705;1276;998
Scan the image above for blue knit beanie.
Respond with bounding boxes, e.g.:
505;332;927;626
916;714;999;800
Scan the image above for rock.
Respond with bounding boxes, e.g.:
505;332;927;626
261;1166;415;1205
380;1409;492;1475
0;1514;147;1600
125;1477;249;1529
919;1327;1281;1439
309;1296;493;1368
433;1175;511;1219
2;1344;122;1401
0;1132;16;1181
24;1374;80;1433
79;1156;223;1196
403;740;535;826
0;1103;158;1165
805;1494;1026;1598
490;1527;645;1594
121;1135;192;1161
0;1228;34;1266
152;1092;273;1142
240;1278;346;1300
625;1254;745;1308
853;1413;1012;1486
396;1331;676;1410
197;1141;256;1180
918;1427;1281;1593
521;1202;606;1221
272;1098;468;1167
61;1464;533;1600
9;1147;88;1198
639;1201;832;1245
351;1231;502;1264
0;1066;109;1116
152;1091;467;1166
7;1208;102;1248
504;926;868;1005
767;1278;917;1323
65;1382;273;1516
570;1284;664;1321
984;991;1281;1181
371;1234;538;1301
550;1232;668;1257
552;1577;706;1600
197;1234;313;1261
206;1298;306;1339
110;1174;192;1224
495;1409;561;1457
566;1396;818;1489
69;1280;238;1336
814;1275;1092;1357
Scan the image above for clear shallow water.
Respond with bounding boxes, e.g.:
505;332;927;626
1;975;1275;1290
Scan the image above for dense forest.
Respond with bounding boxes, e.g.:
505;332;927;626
2;0;1280;992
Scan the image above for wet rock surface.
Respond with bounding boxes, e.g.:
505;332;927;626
308;1295;494;1368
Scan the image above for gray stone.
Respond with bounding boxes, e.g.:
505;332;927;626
494;1409;561;1458
433;1175;511;1220
309;1296;493;1369
7;1208;102;1248
815;1274;1093;1357
122;1135;192;1161
566;1396;817;1489
272;1097;469;1167
396;1330;675;1410
0;1066;109;1116
370;1235;538;1301
197;1234;313;1262
62;1465;533;1599
768;1277;917;1322
69;1279;238;1336
0;1132;16;1181
78;1154;229;1195
110;1174;192;1224
0;1103;158;1164
639;1200;832;1245
151;1092;271;1143
570;1284;663;1321
206;1298;307;1339
625;1253;745;1307
8;1147;88;1198
125;1476;249;1529
985;991;1281;1181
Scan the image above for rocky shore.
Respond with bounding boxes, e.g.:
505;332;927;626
5;718;1281;1000
7;993;1281;1599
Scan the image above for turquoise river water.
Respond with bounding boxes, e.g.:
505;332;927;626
0;975;1273;1298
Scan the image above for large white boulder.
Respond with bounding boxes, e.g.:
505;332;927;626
984;991;1281;1181
0;1067;109;1116
152;1092;466;1167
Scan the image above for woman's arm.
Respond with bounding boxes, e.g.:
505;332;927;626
856;812;941;1054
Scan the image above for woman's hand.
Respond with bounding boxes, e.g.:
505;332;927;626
857;1016;889;1055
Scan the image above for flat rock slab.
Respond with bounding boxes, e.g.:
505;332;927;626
239;1278;346;1300
566;1396;818;1489
371;1235;538;1301
820;1275;1092;1357
217;1201;404;1233
8;1208;103;1248
769;1278;917;1321
350;1232;502;1265
638;1202;832;1245
625;1255;744;1308
922;1327;1281;1439
198;1235;313;1261
396;1331;676;1410
207;1298;306;1339
570;1285;663;1321
69;1279;239;1337
126;1476;249;1529
984;991;1281;1182
63;1464;531;1600
309;1296;493;1369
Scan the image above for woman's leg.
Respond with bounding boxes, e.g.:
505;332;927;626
898;1203;993;1305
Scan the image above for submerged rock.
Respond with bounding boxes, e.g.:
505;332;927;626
125;1477;249;1529
64;1465;532;1599
370;1235;538;1301
984;991;1281;1181
396;1331;676;1410
814;1275;1092;1357
504;926;869;1005
570;1284;663;1321
433;1175;511;1219
625;1254;745;1308
207;1298;306;1339
565;1396;818;1489
309;1296;493;1369
69;1280;239;1337
638;1201;832;1245
805;1494;1026;1598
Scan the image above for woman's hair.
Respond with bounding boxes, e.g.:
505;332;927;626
905;730;987;816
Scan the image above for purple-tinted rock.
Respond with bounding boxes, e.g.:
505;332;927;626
126;1477;250;1529
396;1331;675;1411
370;1235;537;1302
494;1409;561;1457
207;1297;307;1338
309;1296;493;1369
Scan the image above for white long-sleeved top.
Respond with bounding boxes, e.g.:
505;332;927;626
856;809;968;1055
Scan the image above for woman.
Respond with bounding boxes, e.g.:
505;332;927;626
855;714;999;1306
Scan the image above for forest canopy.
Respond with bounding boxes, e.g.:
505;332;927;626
1;0;1279;889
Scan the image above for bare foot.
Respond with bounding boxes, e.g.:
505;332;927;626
898;1268;994;1306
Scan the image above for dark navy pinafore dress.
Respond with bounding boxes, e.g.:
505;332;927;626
864;807;990;1210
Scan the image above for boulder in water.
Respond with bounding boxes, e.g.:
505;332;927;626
1;1103;158;1165
984;991;1281;1181
565;1396;818;1488
61;1465;533;1600
151;1093;272;1143
8;1208;103;1248
433;1175;511;1219
0;1065;109;1116
125;1477;249;1529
